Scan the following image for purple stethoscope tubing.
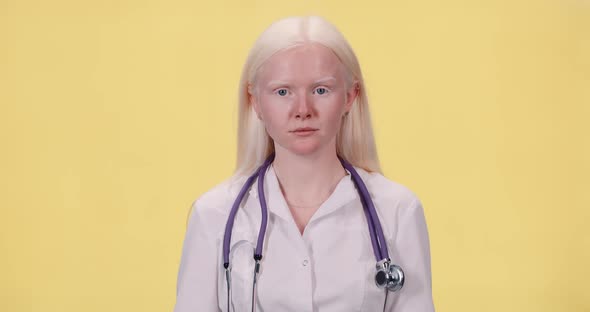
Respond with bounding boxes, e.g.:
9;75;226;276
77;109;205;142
222;154;275;268
222;153;390;269
338;155;390;261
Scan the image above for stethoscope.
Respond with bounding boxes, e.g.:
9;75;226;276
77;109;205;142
222;153;404;312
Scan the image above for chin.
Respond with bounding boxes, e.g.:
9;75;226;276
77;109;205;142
286;141;324;156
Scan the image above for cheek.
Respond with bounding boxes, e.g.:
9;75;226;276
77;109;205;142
325;113;344;134
260;104;287;125
319;97;346;127
258;100;289;137
259;94;289;118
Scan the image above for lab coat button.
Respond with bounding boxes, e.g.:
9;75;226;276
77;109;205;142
302;259;309;266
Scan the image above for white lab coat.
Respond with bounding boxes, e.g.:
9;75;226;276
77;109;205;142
174;164;435;312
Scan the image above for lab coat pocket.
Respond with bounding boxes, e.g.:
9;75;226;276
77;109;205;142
229;239;256;312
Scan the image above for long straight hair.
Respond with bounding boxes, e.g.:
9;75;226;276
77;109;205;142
233;16;381;179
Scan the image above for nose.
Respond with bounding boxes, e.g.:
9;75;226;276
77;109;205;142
294;93;312;119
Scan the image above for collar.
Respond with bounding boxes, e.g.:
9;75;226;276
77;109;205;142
248;164;360;222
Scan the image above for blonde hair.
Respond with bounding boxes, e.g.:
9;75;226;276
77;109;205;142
233;15;381;178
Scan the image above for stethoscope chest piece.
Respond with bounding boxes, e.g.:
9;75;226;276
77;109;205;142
375;259;405;292
223;153;407;312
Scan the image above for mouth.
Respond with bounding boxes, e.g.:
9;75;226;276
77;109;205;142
291;127;318;133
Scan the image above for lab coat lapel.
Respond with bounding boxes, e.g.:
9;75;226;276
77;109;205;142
247;165;293;221
310;170;358;221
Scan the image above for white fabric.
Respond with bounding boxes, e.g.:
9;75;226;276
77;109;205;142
174;164;435;312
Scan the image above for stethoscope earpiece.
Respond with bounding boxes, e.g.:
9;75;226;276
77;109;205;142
375;259;405;292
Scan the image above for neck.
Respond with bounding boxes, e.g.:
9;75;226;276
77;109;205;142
272;144;347;208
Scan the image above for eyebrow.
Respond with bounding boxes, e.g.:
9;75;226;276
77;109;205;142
266;76;337;87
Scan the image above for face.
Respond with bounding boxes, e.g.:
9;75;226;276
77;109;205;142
249;43;358;156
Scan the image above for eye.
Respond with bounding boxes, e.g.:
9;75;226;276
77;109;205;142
276;89;288;96
314;87;329;95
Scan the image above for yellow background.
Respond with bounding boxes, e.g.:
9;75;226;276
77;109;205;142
1;0;588;311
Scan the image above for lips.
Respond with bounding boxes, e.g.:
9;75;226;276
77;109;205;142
290;127;318;137
292;127;318;132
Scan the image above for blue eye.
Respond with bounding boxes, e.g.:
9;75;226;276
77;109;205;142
315;87;328;95
276;89;288;96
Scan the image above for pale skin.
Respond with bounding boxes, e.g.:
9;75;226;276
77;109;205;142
249;42;359;234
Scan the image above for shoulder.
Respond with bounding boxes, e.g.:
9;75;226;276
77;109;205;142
353;167;424;233
355;167;421;208
186;175;249;235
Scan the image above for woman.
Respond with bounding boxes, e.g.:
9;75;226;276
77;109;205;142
174;15;435;312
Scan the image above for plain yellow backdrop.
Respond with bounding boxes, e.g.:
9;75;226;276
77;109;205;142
1;0;588;311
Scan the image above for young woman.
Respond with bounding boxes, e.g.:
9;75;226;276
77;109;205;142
174;15;435;312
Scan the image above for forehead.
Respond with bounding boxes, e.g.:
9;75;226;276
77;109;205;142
256;43;345;84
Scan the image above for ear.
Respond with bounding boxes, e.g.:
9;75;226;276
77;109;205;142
248;83;263;120
344;81;359;113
